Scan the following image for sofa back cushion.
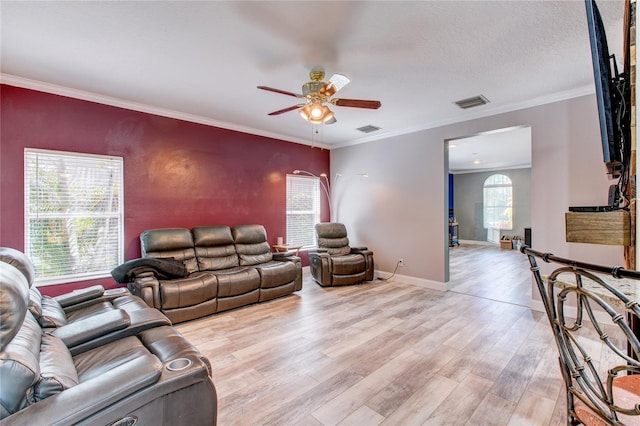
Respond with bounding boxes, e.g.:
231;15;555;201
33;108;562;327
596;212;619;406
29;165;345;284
232;225;273;266
33;333;79;402
28;287;68;328
0;263;31;351
316;223;352;256
0;247;37;287
192;226;240;270
140;228;198;274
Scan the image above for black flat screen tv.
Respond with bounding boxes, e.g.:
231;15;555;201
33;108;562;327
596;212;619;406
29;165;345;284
585;0;630;186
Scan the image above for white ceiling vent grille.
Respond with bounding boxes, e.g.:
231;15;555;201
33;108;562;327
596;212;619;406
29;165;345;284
356;125;381;134
454;95;490;109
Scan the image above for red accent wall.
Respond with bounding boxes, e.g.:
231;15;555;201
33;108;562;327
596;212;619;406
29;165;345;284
1;85;329;296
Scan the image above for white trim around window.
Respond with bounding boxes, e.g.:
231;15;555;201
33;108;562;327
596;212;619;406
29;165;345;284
24;148;124;286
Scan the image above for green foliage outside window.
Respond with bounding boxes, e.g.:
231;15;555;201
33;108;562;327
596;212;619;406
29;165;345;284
25;149;123;285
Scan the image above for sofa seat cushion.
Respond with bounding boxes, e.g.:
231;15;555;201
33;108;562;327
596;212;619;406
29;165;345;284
214;267;260;297
255;261;298;289
159;272;217;310
331;254;367;275
73;336;150;382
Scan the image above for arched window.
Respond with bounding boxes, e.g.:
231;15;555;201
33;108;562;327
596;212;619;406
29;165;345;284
483;174;513;230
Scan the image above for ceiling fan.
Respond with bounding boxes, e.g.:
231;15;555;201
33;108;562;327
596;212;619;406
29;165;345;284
257;69;381;125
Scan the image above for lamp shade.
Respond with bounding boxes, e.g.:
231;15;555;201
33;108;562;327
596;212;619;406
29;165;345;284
299;104;334;124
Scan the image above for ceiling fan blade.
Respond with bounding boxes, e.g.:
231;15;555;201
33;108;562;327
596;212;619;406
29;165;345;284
320;73;350;97
332;98;382;109
268;105;303;116
257;86;303;98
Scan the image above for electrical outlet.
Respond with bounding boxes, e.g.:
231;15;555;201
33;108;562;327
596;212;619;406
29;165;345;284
398;258;404;267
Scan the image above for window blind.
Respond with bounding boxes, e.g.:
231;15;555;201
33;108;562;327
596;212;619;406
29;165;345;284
24;149;124;285
286;174;320;248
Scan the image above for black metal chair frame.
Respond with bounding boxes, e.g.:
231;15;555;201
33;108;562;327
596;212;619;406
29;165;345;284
522;246;640;425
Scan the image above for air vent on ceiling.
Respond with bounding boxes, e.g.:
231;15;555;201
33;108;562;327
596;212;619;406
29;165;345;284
356;125;381;134
454;95;490;109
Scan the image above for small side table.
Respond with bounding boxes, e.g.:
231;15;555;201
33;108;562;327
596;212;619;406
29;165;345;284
272;244;302;256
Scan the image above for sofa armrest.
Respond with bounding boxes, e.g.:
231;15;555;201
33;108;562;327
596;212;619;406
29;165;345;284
352;249;375;281
350;246;369;253
272;251;296;259
53;285;105;308
4;354;162;426
272;252;300;262
52;309;130;348
128;273;162;309
308;251;332;286
67;308;172;356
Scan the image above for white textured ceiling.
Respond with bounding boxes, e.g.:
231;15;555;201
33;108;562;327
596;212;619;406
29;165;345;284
448;126;532;173
0;0;626;155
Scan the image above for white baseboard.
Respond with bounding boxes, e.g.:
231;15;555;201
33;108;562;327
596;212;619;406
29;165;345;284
458;239;498;247
375;270;449;291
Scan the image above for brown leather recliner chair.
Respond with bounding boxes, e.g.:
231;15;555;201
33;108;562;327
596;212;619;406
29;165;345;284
308;223;375;286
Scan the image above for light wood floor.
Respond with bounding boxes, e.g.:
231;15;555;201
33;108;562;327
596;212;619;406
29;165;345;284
176;244;610;425
448;243;532;307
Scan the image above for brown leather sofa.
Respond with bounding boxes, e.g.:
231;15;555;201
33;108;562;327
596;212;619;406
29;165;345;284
125;224;302;323
0;249;217;425
309;222;375;286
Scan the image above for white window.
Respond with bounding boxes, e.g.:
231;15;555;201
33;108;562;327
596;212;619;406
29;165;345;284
24;149;124;285
483;174;513;230
286;174;321;248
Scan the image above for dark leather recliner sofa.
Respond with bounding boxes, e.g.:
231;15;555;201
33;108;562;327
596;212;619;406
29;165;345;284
0;248;217;425
124;224;302;323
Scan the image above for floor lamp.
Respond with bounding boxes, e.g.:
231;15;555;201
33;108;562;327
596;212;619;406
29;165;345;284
293;170;332;221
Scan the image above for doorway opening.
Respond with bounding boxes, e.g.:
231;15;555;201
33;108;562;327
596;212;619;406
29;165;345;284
444;125;532;291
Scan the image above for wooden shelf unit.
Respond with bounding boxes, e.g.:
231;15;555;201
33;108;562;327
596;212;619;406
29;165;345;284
566;210;631;246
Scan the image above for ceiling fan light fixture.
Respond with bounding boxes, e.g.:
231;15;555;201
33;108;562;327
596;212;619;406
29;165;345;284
300;104;334;124
311;103;324;118
299;105;312;121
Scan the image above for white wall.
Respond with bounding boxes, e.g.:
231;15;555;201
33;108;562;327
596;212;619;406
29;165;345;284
331;94;624;288
332;131;448;287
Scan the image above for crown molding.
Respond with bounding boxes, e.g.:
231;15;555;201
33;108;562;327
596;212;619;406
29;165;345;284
0;74;332;150
2;73;592;152
331;85;595;149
